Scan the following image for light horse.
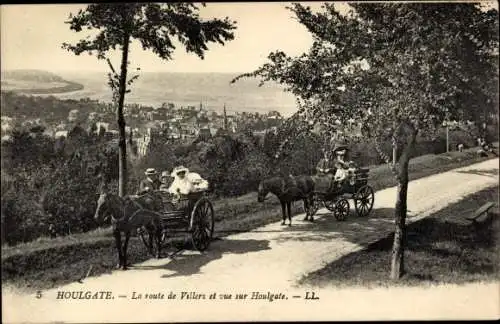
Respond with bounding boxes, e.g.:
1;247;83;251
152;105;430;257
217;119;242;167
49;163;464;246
94;186;163;270
257;175;315;226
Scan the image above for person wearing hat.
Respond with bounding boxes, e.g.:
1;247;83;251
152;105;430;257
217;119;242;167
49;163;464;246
168;166;209;197
332;143;352;189
137;168;161;195
159;171;173;192
316;148;335;176
168;166;194;196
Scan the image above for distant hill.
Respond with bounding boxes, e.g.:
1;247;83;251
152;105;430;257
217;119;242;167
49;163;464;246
1;70;84;94
1;70;298;116
1;69;68;83
44;71;298;116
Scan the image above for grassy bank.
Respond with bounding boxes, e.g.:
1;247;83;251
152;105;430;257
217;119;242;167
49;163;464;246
2;146;498;292
299;186;499;288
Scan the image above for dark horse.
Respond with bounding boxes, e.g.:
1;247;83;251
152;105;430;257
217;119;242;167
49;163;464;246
94;187;163;270
257;175;315;226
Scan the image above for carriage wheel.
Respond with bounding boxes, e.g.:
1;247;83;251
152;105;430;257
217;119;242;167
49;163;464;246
190;197;214;252
334;198;350;221
324;199;336;212
354;185;374;217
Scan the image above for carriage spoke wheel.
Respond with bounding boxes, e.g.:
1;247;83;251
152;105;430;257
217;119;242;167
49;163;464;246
324;199;336;212
190;198;214;252
334;198;350;221
354;185;374;217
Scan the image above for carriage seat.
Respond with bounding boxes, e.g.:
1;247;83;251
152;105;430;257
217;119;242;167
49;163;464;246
312;174;337;194
314;165;366;194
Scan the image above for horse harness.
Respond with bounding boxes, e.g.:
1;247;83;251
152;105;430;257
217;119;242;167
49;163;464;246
110;196;149;225
280;176;305;198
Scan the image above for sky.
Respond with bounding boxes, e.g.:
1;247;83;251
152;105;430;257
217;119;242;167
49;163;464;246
1;2;497;74
0;2;350;74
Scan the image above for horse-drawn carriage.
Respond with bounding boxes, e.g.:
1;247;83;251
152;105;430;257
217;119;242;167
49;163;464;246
308;167;375;221
137;189;215;252
94;179;215;270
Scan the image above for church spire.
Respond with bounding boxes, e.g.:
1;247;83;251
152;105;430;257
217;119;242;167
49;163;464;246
223;103;228;131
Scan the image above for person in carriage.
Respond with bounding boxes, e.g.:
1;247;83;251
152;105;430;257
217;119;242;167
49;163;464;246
316;148;336;176
137;168;161;195
318;141;357;192
168;166;209;198
335;144;358;187
332;144;351;183
159;170;172;192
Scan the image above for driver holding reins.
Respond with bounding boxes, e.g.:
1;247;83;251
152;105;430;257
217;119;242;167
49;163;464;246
137;168;161;195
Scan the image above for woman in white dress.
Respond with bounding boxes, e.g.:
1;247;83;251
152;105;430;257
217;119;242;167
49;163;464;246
168;166;209;197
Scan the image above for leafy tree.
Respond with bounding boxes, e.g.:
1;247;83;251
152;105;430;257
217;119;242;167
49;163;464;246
233;3;498;279
63;3;236;196
3;127;56;169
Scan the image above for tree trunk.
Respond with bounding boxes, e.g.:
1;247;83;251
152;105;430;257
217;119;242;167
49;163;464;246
117;33;130;197
390;164;409;280
390;124;417;280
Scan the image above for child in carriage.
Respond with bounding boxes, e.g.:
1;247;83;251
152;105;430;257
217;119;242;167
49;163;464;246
314;143;356;193
332;144;357;189
159;171;173;191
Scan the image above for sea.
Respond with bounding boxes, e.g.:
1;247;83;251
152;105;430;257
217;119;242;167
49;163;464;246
44;71;299;117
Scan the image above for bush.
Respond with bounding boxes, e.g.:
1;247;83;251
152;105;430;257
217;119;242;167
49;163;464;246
1;126;119;245
221;149;271;196
2;92;492;246
1;175;45;244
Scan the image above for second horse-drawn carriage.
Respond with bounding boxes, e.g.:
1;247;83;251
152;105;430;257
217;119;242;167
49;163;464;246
308;167;375;221
308;141;375;221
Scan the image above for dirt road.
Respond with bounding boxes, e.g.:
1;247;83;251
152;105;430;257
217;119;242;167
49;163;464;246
3;158;499;322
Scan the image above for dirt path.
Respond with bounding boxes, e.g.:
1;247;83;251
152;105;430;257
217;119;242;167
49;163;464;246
3;158;499;322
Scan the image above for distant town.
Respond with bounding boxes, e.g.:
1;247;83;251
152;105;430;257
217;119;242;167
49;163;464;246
0;92;284;157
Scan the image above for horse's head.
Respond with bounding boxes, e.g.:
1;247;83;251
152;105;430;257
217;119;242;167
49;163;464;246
94;191;112;223
257;180;269;203
94;180;117;223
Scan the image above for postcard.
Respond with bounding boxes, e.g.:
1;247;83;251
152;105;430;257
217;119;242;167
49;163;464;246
2;2;499;322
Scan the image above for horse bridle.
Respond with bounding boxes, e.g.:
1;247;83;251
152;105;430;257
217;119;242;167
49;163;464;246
101;195;131;224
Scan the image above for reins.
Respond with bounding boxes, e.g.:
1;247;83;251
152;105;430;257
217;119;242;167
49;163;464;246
108;195;141;223
109;194;161;226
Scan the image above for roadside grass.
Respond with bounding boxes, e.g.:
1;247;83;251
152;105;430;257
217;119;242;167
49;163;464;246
2;146;497;292
299;186;500;288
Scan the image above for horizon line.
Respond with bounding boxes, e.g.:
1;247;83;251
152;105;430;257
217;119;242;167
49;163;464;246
2;68;252;75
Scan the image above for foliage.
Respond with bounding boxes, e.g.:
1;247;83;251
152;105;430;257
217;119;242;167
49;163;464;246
231;2;498;279
1;125;118;245
233;2;498;167
0;120;485;245
1;89;493;246
62;3;237;196
62;3;236;61
1;91;104;123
